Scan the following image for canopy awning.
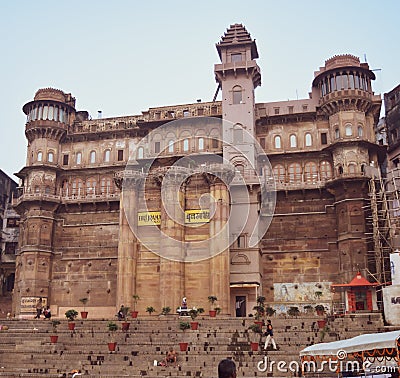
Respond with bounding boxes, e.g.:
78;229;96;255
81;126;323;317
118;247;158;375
300;330;400;357
331;272;380;289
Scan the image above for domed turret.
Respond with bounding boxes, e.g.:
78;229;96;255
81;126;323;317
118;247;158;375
23;88;76;144
312;54;377;116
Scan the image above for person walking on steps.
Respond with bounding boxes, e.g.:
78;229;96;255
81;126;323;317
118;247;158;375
263;319;277;350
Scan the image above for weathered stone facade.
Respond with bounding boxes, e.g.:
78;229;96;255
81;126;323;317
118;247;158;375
12;24;385;318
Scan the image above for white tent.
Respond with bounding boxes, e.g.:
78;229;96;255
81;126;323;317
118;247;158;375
300;330;400;357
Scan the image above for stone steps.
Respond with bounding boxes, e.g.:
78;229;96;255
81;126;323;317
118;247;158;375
0;314;388;377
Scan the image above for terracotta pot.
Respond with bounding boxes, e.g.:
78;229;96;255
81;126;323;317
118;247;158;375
250;342;259;352
68;322;75;331
122;322;130;331
209;310;216;317
108;342;117;352
179;342;188;352
50;335;58;343
190;321;198;330
131;311;138;318
80;311;88;319
317;320;327;329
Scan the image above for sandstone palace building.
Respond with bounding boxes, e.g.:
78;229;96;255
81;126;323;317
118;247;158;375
12;24;387;318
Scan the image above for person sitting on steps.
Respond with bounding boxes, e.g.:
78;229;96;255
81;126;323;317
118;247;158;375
164;347;178;367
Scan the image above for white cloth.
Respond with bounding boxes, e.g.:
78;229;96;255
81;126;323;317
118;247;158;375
264;334;277;350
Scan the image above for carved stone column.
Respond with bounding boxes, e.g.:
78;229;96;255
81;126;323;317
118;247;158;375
205;165;234;314
156;167;188;310
115;171;143;310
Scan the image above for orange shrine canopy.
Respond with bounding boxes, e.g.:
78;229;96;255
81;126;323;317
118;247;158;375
331;272;380;289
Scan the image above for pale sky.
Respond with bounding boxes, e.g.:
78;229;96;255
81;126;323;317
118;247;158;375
1;0;399;181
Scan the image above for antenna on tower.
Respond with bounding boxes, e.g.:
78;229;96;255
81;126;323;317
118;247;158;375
364;54;368;63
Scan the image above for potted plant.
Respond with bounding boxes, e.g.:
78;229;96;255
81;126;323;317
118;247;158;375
265;306;276;317
65;309;78;330
131;294;140;318
178;321;190;351
315;304;326;317
319;325;329;342
287;306;300;317
50;320;61;343
161;306;171;316
189;307;204;330
253;296;266;325
79;297;89;319
304;305;314;314
146;306;156;316
248;323;262;352
208;296;218;317
107;321;118;352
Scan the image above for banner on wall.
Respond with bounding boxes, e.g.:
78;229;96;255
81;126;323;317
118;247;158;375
21;296;47;313
138;210;210;226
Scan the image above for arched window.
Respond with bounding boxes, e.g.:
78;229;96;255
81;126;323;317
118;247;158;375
71;178;84;196
47;151;54;163
235;164;245;176
137;147;144;159
290;134;297;148
43;105;48;120
48;106;54;121
232;85;243;105
198;137;204;150
345;124;352;136
101;177;114;194
304;162;318;183
338;165;344;175
348;163;356;174
357;126;363;137
86;177;97;195
320;161;332;180
305;133;312;147
90;150;96;164
274;135;282;149
335;128;340;139
62;180;69;196
183;138;189;152
76;152;82;165
288;163;301;183
37;151;43;162
104;149;111;162
273;164;285;183
233;124;243;144
168;140;174;153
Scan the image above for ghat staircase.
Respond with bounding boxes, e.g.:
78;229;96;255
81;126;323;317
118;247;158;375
0;313;388;377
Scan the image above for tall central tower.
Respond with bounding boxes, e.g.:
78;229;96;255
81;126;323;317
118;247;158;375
214;25;265;310
214;23;261;168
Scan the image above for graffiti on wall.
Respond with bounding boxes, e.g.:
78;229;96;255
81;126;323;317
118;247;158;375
274;282;332;303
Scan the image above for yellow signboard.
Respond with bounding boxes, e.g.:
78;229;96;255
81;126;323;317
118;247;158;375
137;210;210;225
185;209;210;224
138;211;161;226
21;296;47;314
